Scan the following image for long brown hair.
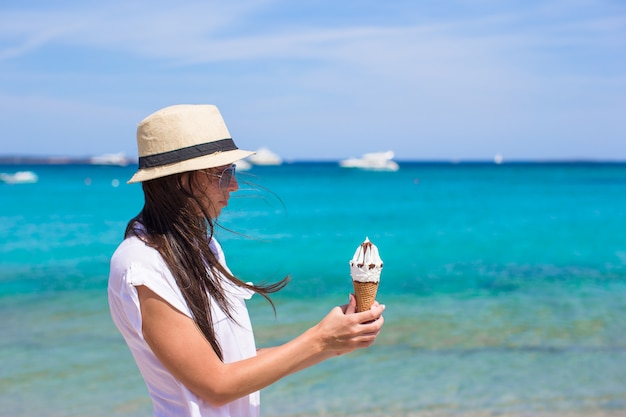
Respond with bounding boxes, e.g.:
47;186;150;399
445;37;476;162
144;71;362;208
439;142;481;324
125;169;289;361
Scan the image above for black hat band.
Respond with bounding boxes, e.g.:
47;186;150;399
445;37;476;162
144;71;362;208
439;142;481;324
138;138;238;169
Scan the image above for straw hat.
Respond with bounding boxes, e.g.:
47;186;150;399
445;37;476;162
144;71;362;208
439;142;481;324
128;104;254;183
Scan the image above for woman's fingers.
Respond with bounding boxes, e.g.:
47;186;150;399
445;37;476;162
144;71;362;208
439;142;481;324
354;303;385;324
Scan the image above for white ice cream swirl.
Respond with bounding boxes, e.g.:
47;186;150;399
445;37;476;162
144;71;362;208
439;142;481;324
349;237;383;283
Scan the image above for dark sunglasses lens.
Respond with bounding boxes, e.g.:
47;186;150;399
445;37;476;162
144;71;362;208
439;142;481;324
219;167;235;188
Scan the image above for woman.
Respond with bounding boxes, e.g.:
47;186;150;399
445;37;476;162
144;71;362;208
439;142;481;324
108;104;385;417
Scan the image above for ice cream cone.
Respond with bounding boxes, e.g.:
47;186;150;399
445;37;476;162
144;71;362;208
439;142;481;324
352;280;379;312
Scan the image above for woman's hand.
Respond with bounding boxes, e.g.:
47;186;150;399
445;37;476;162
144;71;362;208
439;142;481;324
313;293;385;357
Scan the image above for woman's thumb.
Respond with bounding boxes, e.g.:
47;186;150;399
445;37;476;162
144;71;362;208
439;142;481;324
345;293;357;314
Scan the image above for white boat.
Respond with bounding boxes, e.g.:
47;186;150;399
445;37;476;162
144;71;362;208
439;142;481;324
246;147;282;166
90;152;130;166
0;171;38;184
339;151;399;171
234;159;252;171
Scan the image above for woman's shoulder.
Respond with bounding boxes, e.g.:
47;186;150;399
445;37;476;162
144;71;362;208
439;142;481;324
110;235;164;273
113;234;155;256
109;236;184;300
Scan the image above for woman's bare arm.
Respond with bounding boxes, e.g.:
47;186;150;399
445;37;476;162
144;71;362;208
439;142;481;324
137;285;385;407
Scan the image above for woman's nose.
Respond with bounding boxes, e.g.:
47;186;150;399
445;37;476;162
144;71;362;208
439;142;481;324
227;175;239;192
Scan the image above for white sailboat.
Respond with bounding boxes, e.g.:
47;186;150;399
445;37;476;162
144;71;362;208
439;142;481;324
90;152;131;166
246;147;282;166
339;151;399;171
0;171;38;184
234;159;252;171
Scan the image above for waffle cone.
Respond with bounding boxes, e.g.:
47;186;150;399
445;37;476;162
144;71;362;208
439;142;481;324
352;281;379;312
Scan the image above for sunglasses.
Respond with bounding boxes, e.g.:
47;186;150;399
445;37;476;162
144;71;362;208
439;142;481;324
211;165;236;189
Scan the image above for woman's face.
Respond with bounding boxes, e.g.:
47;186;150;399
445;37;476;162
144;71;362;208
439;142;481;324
190;164;238;218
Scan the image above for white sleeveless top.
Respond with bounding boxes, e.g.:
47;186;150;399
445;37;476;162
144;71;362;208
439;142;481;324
108;236;259;417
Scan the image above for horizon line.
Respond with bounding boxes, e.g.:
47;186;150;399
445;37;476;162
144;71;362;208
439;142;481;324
1;154;626;165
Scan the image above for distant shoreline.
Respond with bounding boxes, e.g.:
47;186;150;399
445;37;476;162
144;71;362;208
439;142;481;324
0;154;138;166
0;156;105;165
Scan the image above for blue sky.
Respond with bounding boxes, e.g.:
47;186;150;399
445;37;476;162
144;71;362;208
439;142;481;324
1;0;625;161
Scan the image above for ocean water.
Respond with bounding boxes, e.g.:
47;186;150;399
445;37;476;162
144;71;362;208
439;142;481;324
1;162;626;417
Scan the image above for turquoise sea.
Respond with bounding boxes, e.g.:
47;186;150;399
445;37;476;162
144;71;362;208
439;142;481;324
1;162;626;417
